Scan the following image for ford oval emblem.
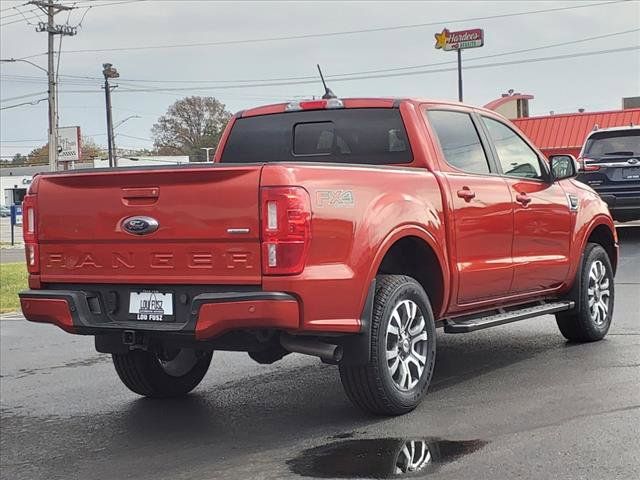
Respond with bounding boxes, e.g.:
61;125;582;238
628;158;639;165
122;216;159;235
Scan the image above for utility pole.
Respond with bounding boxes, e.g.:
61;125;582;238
201;147;215;162
102;63;119;168
457;48;463;102
28;1;76;172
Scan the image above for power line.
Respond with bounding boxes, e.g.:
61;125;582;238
0;6;40;19
4;28;638;87
117;133;152;141
0;97;48;110
0;0;144;26
8;1;629;50
2;45;636;110
0;138;48;142
3;44;636;102
52;45;637;94
90;27;640;85
0;91;49;102
1;3;29;13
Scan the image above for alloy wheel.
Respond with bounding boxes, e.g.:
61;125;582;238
385;300;429;391
587;259;611;326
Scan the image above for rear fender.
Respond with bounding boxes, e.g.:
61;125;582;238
365;224;450;318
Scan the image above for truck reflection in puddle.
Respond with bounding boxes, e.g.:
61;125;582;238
287;437;487;478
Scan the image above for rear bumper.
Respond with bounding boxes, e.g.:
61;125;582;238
598;194;640;211
19;289;300;340
598;194;640;221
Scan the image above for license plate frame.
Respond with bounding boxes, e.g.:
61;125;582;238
128;291;175;322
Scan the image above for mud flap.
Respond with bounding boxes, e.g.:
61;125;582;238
337;279;376;366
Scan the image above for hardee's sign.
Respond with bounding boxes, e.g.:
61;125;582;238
434;28;484;51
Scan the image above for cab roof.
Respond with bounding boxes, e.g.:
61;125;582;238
238;97;493;118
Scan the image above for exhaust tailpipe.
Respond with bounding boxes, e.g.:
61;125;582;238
280;334;343;364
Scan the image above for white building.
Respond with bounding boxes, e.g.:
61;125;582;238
92;155;190;169
0;165;45;207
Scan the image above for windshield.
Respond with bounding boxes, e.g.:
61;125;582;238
220;108;412;165
584;130;640;158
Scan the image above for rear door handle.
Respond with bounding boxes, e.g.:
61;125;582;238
457;188;476;202
515;193;532;206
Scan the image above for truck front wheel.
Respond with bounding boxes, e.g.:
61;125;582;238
112;348;212;397
339;275;436;416
556;243;615;342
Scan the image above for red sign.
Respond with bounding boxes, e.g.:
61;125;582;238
435;28;484;51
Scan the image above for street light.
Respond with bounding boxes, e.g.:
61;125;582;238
112;115;141;159
102;63;119;167
0;58;48;74
113;115;141;130
2;58;56;171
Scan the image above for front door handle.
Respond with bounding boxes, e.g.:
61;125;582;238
457;187;476;202
515;193;532;206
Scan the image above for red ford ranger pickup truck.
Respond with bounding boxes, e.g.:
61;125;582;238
19;97;618;416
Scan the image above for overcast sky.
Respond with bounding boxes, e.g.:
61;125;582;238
1;0;638;159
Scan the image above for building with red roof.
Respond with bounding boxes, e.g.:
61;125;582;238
485;93;640;158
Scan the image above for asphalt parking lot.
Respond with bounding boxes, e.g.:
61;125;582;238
1;227;638;480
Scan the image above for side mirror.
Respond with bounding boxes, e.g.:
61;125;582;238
549;154;578;181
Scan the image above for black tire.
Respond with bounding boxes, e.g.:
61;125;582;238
339;275;437;416
556;243;614;342
112;348;212;397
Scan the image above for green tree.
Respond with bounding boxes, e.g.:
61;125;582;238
151;96;232;161
11;153;27;165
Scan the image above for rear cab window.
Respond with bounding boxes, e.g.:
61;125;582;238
220;108;412;165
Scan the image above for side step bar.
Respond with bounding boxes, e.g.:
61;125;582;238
443;300;574;334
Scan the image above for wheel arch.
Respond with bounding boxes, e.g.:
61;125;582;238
583;219;618;275
367;226;449;319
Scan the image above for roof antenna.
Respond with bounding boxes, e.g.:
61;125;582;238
317;64;336;99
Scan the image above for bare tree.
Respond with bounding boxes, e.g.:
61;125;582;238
151;96;232;161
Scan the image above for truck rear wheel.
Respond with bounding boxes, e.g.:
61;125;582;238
556;243;614;342
339;275;436;416
112;348;212;397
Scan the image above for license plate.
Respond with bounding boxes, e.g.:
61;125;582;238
622;167;640;179
129;291;174;322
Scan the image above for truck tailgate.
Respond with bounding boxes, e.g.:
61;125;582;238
36;165;262;284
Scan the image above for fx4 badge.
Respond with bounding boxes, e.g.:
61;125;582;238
316;190;355;208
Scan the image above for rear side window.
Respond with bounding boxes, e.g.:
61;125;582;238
220;108;412;165
426;110;490;174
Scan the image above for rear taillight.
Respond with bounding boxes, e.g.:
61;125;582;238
578;157;600;171
22;195;39;274
260;187;311;275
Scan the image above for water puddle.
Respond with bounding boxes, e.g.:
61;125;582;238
288;437;487;478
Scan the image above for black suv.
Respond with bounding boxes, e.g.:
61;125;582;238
577;126;640;222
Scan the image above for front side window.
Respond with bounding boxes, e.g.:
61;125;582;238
482;117;543;179
426;110;490;174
